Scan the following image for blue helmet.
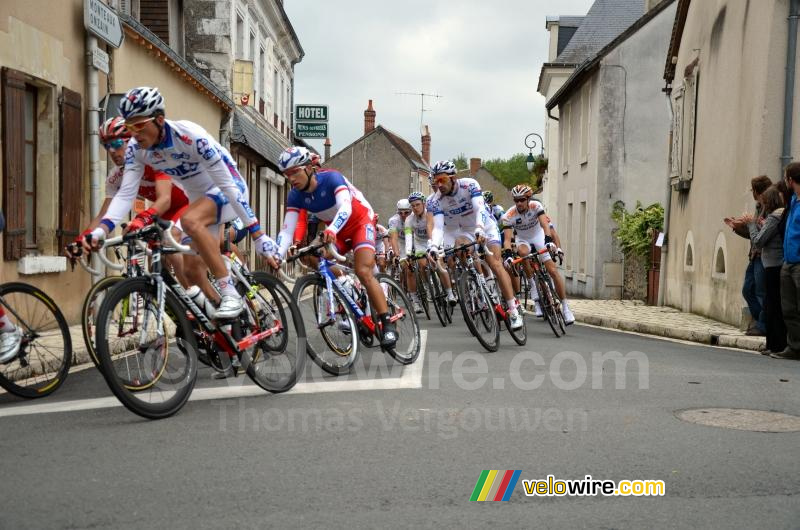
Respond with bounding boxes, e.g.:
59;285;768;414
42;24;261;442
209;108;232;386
278;146;313;173
431;160;457;176
408;191;425;203
119;87;165;119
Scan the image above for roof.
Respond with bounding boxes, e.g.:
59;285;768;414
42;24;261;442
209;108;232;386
663;0;692;87
555;0;646;64
330;125;430;173
547;0;677;110
231;111;285;166
546;15;585;28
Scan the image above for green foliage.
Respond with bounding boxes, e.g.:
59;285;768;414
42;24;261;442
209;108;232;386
448;152;548;190
453;153;468;171
611;201;664;257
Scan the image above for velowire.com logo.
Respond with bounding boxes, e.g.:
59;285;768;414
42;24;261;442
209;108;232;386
469;470;522;502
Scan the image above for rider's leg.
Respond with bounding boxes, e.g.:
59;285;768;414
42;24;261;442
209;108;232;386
545;260;567;300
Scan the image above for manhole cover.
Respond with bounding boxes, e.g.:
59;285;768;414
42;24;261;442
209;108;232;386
675;408;800;432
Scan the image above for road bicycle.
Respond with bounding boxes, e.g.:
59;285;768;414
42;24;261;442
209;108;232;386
290;241;420;375
449;240;527;351
93;218;305;419
0;282;72;398
510;248;567;338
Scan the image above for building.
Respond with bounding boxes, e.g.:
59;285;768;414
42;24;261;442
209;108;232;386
182;0;303;242
661;0;800;325
324;100;431;223
543;0;676;299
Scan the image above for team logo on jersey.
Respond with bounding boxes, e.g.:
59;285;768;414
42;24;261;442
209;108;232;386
333;211;348;230
179;134;193;146
196;138;216;161
164;161;200;177
365;223;375;242
171;152;190;160
304;197;312;204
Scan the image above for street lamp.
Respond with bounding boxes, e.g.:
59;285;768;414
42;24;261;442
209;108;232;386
524;133;544;172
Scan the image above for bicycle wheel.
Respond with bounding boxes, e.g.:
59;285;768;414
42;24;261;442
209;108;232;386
457;272;499;352
376;274;420;364
537;273;562;338
293;273;359;375
515;267;530;314
504;306;528;346
547;275;568;335
95;277;198;419
427;269;448;327
0;283;72;399
81;275;125;368
414;266;431;320
240;272;306;393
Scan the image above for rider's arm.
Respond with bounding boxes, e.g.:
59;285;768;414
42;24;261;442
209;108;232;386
293;209;308;245
430;212;445;248
149;174;174;215
97;145;145;235
85;198;113;232
326;184;353;236
389;230;400;255
276;208;300;258
404;216;414;254
470;192;487;233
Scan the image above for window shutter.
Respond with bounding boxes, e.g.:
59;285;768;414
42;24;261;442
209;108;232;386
140;0;170;43
58;87;82;250
2;68;27;260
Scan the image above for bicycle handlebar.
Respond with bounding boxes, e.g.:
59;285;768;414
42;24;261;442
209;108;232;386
287;241;346;263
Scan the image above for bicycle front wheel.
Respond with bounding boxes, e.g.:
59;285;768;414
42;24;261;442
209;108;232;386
537;273;562;338
95;277;198;419
427;269;448;327
0;283;72;399
457;272;499;352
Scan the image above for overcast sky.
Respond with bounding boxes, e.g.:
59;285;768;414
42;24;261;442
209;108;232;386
284;0;594;164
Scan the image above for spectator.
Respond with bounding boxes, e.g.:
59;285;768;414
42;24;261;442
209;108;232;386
749;186;786;354
724;175;772;335
773;163;800;360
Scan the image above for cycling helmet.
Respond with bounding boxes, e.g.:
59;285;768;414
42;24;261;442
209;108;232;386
396;199;411;211
310;152;322;167
119;87;165;120
431;160;457;176
483;190;494;203
99;117;131;142
511;184;533;199
408;191;425;203
278;146;313;173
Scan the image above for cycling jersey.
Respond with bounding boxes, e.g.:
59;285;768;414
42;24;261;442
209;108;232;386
491;204;505;221
375;223;389;256
429;178;498;247
276;170;375;256
404;213;429;254
387;213;407;255
102;119;256;232
500;200;546;239
105;164;189;221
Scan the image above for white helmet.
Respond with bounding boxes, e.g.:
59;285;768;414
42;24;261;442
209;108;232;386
431;160;457;176
396;199;411;211
278;146;314;173
119;87;165;119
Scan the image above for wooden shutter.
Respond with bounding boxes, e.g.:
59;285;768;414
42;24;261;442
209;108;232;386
2;68;27;260
58;87;82;250
140;0;170;43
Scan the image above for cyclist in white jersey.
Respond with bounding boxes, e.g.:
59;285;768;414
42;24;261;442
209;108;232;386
86;87;277;319
427;160;524;330
388;199;411;263
501;184;574;324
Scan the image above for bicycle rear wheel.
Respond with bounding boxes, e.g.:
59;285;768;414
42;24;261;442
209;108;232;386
414;267;431;321
376;274;420;364
457;272;499;352
82;275;125;368
95;277;198;419
240;272;306;393
537;274;562;338
0;283;72;399
293;274;359;375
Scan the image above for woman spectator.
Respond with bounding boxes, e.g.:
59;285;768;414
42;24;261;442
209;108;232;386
748;186;787;354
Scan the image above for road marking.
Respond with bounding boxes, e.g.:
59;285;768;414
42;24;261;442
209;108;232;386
0;330;427;418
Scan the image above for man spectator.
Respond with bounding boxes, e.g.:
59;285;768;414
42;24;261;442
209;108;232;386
772;163;800;360
724;175;772;335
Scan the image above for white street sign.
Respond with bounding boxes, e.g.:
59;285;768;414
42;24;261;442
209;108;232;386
92;46;110;74
84;0;124;48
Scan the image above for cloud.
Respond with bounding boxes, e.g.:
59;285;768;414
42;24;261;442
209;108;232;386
285;0;594;162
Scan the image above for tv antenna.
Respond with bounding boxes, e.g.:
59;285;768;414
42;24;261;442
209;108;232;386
395;91;443;133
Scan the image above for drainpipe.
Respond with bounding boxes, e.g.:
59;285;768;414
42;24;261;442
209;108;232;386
781;0;800;168
657;95;674;306
86;33;102;282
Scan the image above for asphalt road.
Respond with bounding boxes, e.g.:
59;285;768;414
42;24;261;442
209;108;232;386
1;313;798;529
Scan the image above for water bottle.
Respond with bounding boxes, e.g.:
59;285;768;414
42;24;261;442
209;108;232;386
186;285;216;318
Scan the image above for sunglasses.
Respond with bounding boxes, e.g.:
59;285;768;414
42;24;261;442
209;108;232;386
103;138;125;150
514;198;528;203
124;117;155;133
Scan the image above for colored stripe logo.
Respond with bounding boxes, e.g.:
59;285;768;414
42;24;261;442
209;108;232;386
470;470;522;501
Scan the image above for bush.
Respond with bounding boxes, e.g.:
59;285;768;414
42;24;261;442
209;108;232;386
611;201;664;257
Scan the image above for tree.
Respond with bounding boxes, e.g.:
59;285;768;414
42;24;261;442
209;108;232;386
453;153;468;171
484;153;536;190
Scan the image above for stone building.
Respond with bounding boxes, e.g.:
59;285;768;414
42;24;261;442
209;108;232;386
324;100;431;223
542;0;676;299
457;158;510;209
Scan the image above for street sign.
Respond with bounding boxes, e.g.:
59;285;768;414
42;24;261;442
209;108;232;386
295;104;328;122
92;46;110;74
295;122;328;138
84;0;124;48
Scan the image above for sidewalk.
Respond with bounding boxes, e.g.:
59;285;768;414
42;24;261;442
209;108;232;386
561;299;766;351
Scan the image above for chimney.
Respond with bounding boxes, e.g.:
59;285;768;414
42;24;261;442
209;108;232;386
364;99;376;134
469;158;481;176
421;125;431;165
324;138;331;162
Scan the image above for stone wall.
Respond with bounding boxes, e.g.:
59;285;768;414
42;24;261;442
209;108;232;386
184;0;233;92
622;252;649;302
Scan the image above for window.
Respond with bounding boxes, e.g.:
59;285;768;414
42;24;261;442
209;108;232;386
23;88;36;247
671;68;699;184
235;14;245;59
250;31;256;61
580;84;590;163
168;0;184;57
579;201;587;274
566;202;574;271
259;47;266;114
273;68;279;126
561;103;571;173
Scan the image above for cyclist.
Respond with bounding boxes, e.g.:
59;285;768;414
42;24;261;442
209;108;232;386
483;190;505;222
70;116;190;284
84;87;276;319
268;146;397;348
0;210;21;363
428;160;524;330
374;215;390;272
406;191;457;309
388;199;412;266
500;184;574;324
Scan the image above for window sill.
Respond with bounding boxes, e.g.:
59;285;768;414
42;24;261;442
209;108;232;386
18;255;67;275
562;167;569;176
580;158;588;167
564;269;573;279
577;273;587;283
